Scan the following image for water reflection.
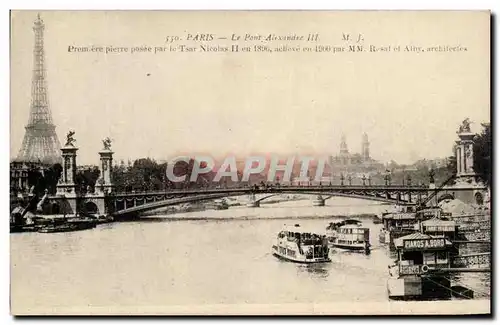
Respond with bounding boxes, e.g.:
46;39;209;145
298;263;330;278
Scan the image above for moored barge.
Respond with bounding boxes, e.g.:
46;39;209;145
387;232;454;300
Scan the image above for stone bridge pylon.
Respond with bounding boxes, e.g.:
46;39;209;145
54;133;79;214
50;132;114;217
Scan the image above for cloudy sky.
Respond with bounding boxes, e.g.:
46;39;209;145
10;11;490;165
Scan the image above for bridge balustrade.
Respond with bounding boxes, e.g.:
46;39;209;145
113;183;430;198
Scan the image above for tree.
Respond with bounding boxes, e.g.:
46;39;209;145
27;165;44;195
473;123;491;185
25;163;63;196
112;164;128;192
112;158;176;191
75;166;101;194
43;163;63;194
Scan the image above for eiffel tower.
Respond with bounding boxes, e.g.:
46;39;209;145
16;14;61;165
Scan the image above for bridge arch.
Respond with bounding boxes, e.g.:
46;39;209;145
437;193;455;203
51;202;61;214
84;201;99;214
475;192;484;205
254;194;281;204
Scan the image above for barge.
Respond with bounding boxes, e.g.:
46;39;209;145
387;232;454;300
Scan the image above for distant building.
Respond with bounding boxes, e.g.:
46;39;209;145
10;161;47;195
362;132;370;161
329;134;384;173
10;162;31;195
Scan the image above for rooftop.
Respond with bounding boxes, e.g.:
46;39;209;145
394;232;452;249
281;224;326;235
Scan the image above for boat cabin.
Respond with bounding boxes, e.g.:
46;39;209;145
382;212;418;232
279;224;326;246
327;220;371;253
393;232;453;276
418;218;457;240
335;224;369;246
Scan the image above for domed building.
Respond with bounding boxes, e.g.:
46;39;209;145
329;133;384;174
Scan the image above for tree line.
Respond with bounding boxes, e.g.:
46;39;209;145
13;163;101;197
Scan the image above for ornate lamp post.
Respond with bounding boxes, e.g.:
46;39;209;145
348;175;352;186
384;171;391;186
340;174;345;186
429;168;435;185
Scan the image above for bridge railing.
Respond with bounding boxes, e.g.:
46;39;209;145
112;183;431;197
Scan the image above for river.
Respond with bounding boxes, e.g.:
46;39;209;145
10;198;490;311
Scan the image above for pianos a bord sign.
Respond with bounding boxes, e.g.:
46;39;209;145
403;238;446;250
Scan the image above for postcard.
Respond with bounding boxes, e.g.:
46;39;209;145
10;10;491;315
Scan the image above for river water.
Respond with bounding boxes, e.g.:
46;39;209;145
10;198;490;311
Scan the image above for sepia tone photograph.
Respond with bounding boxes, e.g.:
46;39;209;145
9;10;491;315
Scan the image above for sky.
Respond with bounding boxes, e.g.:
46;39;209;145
10;11;490;166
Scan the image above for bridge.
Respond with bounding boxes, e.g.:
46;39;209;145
108;184;466;217
30;126;487;218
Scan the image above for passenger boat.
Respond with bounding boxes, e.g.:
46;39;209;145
272;224;331;264
387;232;454;300
327;219;370;253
